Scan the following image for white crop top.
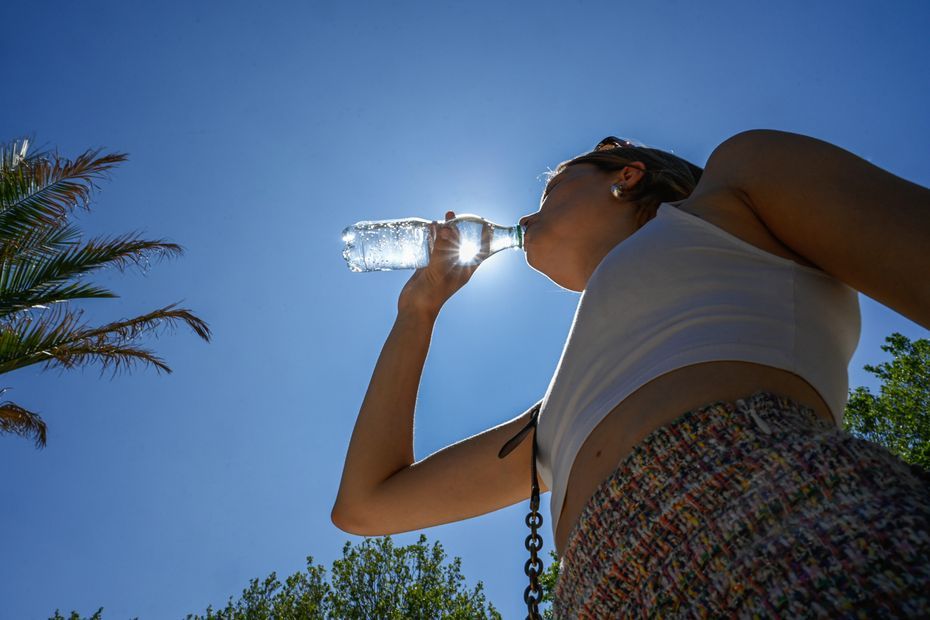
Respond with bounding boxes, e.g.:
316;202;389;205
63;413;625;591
536;203;861;539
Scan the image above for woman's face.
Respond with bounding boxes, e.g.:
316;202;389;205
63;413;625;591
519;161;645;291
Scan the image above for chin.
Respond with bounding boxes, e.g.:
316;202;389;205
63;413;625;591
524;254;549;280
538;264;583;292
523;249;538;271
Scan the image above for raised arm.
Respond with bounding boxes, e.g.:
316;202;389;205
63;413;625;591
332;211;546;536
705;129;930;330
331;306;436;524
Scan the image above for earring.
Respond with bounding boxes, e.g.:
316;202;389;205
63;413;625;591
610;183;625;199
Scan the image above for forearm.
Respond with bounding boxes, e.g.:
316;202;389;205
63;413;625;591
333;307;437;512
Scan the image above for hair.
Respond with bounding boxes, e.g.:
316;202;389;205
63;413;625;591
546;142;705;229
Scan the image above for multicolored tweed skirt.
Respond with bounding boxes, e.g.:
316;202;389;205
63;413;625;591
552;390;930;619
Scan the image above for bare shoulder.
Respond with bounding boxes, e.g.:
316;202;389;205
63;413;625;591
692;129;930;328
673;139;820;270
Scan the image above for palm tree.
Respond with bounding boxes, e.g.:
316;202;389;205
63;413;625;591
0;137;211;449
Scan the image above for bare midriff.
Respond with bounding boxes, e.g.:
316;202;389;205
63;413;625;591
553;360;833;556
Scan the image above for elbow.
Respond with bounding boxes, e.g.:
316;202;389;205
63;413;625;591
331;502;358;534
332;500;406;537
331;502;374;536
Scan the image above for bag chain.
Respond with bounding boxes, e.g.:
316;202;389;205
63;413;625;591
523;407;544;619
497;402;545;619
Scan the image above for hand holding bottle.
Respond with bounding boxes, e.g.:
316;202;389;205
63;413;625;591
397;210;492;318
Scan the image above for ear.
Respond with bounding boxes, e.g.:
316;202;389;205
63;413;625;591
615;161;647;187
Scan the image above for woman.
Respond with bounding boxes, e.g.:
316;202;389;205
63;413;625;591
332;130;930;618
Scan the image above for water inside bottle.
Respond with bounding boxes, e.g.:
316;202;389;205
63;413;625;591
342;215;521;272
450;219;490;264
342;220;431;272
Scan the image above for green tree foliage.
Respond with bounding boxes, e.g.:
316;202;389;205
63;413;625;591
0;138;211;448
537;549;561;620
50;535;500;619
182;534;501;619
184;560;330;620
844;332;930;471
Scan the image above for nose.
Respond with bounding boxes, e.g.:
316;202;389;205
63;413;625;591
519;213;537;231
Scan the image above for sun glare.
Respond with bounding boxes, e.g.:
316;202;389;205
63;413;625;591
458;240;480;263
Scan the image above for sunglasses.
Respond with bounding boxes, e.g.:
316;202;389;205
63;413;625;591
594;136;642;151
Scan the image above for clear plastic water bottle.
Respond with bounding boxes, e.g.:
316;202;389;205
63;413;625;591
341;213;524;272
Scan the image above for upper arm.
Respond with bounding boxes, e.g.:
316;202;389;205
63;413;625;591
708;129;930;330
331;403;548;537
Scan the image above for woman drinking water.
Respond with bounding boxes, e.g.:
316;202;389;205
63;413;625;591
333;130;930;617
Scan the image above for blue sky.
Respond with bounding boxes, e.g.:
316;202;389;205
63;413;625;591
2;1;929;618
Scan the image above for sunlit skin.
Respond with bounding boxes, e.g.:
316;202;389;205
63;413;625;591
518;161;649;292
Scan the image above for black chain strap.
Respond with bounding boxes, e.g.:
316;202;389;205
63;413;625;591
498;401;544;620
524;417;544;618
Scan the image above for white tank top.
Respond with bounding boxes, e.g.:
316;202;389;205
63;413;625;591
536;203;861;539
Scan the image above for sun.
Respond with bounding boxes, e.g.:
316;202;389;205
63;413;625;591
457;239;480;264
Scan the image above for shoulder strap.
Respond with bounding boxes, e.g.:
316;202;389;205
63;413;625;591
497;400;543;459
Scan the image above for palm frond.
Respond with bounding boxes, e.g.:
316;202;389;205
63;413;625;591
0;283;119;319
0;139;127;243
0;301;211;378
0;138;212;450
0;388;47;448
0;220;82;264
76;301;212;347
46;342;172;379
0;139;31;171
0;230;183;318
0;303;85;374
